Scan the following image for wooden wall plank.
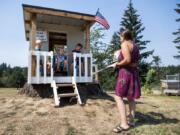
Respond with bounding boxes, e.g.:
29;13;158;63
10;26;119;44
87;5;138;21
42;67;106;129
85;24;90;52
31;13;37;76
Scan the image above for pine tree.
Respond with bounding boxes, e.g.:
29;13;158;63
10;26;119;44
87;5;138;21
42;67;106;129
90;25;108;68
119;0;154;84
152;55;161;82
173;4;180;59
120;0;154;60
111;32;121;51
106;32;121;64
90;25;116;90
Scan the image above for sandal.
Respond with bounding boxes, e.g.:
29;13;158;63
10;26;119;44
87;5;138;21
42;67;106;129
128;122;135;127
113;125;130;133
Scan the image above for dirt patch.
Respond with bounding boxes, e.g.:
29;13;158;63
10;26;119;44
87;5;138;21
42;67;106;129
0;88;180;135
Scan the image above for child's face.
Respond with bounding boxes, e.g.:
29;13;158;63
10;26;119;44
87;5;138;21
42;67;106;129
75;46;82;51
36;43;41;48
59;48;64;55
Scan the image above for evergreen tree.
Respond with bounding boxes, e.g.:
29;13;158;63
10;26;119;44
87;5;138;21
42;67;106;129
111;32;121;51
173;4;180;59
90;25;116;90
0;63;27;87
152;55;162;81
106;32;121;64
90;25;108;68
120;0;154;60
119;0;154;84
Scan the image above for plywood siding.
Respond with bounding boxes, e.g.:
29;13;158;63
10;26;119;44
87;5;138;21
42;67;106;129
36;23;85;53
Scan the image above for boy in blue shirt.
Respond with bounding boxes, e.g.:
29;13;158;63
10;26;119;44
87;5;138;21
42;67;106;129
55;48;67;72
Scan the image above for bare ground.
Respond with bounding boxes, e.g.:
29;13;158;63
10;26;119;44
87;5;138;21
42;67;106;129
0;88;180;135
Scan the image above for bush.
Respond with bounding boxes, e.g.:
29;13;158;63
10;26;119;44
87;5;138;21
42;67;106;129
143;69;156;94
142;84;152;94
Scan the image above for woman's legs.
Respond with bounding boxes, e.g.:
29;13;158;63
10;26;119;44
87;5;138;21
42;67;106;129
57;62;60;71
128;99;136;125
70;63;73;75
114;95;129;129
64;60;68;71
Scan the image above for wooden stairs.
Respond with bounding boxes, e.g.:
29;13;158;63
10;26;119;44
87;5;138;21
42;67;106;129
51;79;82;106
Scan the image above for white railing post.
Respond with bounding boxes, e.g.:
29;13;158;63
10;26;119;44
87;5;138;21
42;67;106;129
28;51;32;84
28;51;54;84
84;55;88;80
73;53;77;82
95;65;98;81
50;51;54;82
79;54;81;78
90;54;93;81
43;52;47;84
36;52;40;84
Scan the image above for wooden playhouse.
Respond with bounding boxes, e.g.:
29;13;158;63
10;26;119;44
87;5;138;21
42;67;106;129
22;4;101;106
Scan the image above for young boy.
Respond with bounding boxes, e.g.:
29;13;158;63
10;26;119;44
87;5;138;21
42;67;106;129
70;43;83;75
55;48;68;72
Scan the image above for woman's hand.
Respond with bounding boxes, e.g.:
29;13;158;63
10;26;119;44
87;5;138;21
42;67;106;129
110;62;118;68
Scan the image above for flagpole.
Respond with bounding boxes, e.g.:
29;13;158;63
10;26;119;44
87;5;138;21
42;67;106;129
96;8;100;15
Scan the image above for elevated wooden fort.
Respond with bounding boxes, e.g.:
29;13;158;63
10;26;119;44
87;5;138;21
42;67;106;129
22;4;100;106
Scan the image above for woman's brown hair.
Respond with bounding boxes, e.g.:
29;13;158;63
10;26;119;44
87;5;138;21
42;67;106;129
120;29;133;41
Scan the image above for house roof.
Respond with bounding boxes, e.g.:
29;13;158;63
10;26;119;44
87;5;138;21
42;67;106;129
23;4;96;41
23;4;95;18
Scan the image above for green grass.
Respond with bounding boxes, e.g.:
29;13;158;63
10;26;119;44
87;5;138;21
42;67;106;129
0;87;179;135
66;126;77;135
0;88;18;96
150;95;180;100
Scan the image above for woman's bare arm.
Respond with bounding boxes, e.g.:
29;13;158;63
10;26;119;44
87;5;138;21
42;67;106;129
116;42;131;67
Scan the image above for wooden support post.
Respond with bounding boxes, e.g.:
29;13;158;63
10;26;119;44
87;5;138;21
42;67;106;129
31;13;37;76
31;14;37;50
85;24;90;52
28;51;32;84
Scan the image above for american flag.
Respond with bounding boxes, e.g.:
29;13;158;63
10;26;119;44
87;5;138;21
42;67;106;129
94;10;110;30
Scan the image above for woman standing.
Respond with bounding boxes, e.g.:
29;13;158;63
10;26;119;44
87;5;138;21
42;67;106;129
113;30;141;133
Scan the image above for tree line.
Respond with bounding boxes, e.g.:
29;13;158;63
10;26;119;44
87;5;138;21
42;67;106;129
0;63;27;88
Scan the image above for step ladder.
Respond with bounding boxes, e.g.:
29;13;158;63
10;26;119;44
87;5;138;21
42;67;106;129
51;79;82;106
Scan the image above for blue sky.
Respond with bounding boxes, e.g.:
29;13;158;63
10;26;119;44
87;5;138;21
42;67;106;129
0;0;179;67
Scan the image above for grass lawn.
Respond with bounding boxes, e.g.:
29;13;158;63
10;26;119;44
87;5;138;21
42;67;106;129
0;88;18;96
0;88;179;135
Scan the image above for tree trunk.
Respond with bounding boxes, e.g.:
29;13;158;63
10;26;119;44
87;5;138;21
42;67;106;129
19;83;53;98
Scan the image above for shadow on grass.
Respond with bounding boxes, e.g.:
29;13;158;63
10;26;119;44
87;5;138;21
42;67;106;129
77;83;115;104
136;101;159;108
58;91;115;108
135;111;179;127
